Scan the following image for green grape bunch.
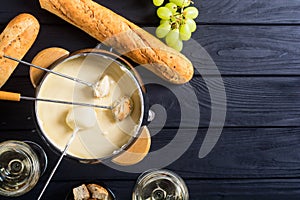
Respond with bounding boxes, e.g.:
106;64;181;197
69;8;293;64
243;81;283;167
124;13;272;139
153;0;198;51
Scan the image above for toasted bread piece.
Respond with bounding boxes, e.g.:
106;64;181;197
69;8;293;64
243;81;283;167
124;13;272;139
112;96;133;121
73;184;90;200
87;184;109;200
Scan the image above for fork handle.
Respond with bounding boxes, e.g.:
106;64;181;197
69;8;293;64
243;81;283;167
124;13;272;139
0;91;21;101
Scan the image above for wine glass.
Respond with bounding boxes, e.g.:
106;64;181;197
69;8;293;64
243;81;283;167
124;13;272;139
132;169;189;200
0;140;47;197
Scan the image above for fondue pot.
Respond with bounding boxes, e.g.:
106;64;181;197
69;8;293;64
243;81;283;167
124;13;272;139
32;47;153;165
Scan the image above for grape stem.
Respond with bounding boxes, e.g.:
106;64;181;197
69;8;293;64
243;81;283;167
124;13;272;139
180;0;186;12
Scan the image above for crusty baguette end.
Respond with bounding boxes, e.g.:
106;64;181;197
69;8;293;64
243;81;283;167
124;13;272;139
0;13;40;88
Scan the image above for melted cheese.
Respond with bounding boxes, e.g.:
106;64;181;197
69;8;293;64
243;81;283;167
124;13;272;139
36;55;142;159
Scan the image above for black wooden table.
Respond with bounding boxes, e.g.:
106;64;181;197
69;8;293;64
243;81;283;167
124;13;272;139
1;0;300;199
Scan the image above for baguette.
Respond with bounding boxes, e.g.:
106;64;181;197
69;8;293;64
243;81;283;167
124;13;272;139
0;13;40;87
39;0;194;84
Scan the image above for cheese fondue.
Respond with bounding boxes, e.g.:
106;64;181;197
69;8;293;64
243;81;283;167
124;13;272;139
35;54;143;159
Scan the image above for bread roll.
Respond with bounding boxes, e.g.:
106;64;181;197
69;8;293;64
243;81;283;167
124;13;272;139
86;184;109;200
0;13;40;87
39;0;194;84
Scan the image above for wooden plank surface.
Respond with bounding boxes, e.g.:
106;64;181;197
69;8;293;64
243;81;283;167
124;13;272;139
1;128;300;180
1;0;300;199
1;76;300;129
0;128;300;200
1;24;300;77
2;0;300;24
190;25;300;75
2;179;300;200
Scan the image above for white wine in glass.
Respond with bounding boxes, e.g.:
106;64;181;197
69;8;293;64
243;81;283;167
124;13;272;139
0;140;47;197
132;169;189;200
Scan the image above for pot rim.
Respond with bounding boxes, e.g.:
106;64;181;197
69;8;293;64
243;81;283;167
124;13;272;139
34;49;145;163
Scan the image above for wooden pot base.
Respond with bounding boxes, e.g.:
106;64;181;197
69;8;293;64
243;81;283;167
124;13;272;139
30;47;69;88
112;126;151;166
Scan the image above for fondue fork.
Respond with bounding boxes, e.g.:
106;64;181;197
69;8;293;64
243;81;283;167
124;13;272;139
3;55;96;89
0;91;132;121
0;91;113;109
38;106;97;200
2;55;133;120
37;126;79;200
